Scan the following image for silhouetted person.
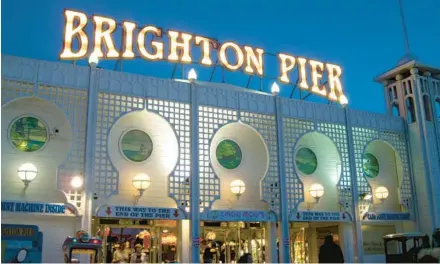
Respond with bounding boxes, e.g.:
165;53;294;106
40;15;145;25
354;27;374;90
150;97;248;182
319;235;344;263
203;245;214;263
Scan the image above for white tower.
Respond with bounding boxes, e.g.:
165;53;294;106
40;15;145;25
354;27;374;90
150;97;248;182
375;1;440;234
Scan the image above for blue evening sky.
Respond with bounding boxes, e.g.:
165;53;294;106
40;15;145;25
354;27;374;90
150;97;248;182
2;0;439;113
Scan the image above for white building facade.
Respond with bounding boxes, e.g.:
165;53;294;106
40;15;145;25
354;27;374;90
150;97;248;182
1;54;440;263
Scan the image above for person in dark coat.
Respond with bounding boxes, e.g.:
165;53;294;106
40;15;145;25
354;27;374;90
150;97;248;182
203;244;214;263
318;235;344;263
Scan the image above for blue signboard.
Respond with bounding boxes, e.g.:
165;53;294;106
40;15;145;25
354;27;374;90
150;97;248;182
362;212;411;221
1;200;72;215
1;224;43;263
202;210;276;222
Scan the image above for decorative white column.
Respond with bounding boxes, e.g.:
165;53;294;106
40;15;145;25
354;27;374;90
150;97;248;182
343;106;364;263
274;96;291;263
178;220;190;263
189;81;201;263
82;65;99;232
265;222;277;263
338;223;355;263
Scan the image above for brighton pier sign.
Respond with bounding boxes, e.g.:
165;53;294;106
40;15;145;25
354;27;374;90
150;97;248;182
60;9;347;104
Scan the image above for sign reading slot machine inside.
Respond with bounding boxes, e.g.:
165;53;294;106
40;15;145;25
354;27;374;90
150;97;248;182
60;9;347;104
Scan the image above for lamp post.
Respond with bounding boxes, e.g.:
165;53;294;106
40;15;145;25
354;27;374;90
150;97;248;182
230;179;246;199
17;163;38;189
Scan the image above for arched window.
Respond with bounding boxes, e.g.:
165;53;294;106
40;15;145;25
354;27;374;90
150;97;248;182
423;95;433;121
392;103;400;117
406;97;416;124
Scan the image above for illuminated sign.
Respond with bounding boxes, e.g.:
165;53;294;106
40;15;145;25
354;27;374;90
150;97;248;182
1;200;76;216
60;9;348;104
362;212;411;221
202;210;276;222
95;205;186;220
291;211;352;222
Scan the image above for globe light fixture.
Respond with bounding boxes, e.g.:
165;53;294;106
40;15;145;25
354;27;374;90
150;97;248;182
88;52;99;68
375;186;389;203
17;163;38;188
230;179;246;199
309;183;325;203
71;175;84;189
271;82;280;96
132;173;151;205
339;94;349;106
188;68;197;81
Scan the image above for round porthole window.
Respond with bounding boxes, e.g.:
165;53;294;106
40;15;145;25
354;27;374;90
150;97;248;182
120;129;153;162
362;153;379;178
295;148;318;175
9;116;48;152
216;139;243;170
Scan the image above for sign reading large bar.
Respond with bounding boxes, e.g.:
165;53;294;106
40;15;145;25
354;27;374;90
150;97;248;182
59;9;347;104
95;205;186;220
202;210;276;222
291;211;352;222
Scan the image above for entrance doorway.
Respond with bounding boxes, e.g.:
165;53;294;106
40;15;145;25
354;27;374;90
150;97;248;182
200;221;266;263
289;222;341;263
93;218;178;263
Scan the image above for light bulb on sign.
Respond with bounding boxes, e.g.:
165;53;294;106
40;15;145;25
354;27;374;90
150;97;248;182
88;52;99;68
339;94;348;106
271;82;280;96
188;68;197;81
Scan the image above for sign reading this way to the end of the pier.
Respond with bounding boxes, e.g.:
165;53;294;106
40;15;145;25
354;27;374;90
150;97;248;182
59;9;348;105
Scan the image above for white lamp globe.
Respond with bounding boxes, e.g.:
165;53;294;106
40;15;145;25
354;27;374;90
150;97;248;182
375;186;389;200
88;52;99;68
230;180;246;196
71;176;84;189
271;82;280;96
309;183;325;199
17;163;38;183
132;173;151;191
188;68;197;81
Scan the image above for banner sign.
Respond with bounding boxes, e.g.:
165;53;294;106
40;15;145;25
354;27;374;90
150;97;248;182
362;212;411;221
291;211;351;222
202;210;276;222
59;9;348;105
95;205;186;220
1;200;77;216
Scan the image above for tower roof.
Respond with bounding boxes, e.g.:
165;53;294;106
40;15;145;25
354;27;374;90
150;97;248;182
375;60;440;84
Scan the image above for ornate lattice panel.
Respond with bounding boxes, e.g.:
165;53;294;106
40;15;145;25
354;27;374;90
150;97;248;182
198;106;238;210
1;79;88;210
95;94;191;209
283;118;314;211
317;122;352;211
381;131;413;209
240;112;279;213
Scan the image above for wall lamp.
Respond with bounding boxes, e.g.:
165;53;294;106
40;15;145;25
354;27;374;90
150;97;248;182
71;175;84;189
361;186;389;204
188;68;197;81
17;163;38;189
132;173;151;205
307;183;325;210
230;179;246;200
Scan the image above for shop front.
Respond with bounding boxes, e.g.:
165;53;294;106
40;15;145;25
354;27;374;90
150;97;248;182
200;209;276;263
289;210;353;263
94;204;188;263
1;200;80;263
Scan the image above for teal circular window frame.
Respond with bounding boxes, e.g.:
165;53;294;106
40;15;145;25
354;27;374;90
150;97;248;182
362;152;380;178
216;139;243;170
8;115;49;153
295;147;318;175
119;129;154;163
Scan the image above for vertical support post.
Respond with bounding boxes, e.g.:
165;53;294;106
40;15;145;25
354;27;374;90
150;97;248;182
343;106;364;263
82;65;99;232
265;222;277;263
274;95;291;263
189;80;201;263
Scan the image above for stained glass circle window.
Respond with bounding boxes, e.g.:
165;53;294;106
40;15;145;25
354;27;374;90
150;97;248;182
9;116;48;152
362;153;379;178
216;139;243;170
295;148;318;175
120;129;153;162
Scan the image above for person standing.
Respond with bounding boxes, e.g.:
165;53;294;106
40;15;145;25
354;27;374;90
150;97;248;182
130;244;147;263
318;235;344;263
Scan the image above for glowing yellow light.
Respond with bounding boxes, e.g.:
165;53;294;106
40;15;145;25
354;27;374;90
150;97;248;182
297;57;309;90
244;46;264;76
219;42;244;71
132;173;151;191
271;82;280;95
168;31;193;63
92;15;119;58
71;176;84;189
375;186;389;200
230;180;246;196
309;60;327;96
60;10;88;59
339;94;348;105
17;163;38;182
122;21;136;58
137;26;164;60
195;36;214;66
278;53;296;83
309;183;324;199
88;52;99;67
326;63;344;102
188;68;197;81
